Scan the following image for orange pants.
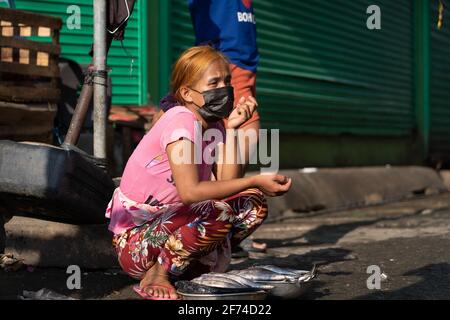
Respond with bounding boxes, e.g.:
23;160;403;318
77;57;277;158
226;63;260;128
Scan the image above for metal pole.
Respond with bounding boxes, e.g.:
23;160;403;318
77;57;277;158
93;0;107;160
63;78;93;146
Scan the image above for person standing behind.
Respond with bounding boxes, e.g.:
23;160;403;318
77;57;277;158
189;0;265;255
188;0;260;174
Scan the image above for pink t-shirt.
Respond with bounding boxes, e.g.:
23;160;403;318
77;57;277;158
106;106;226;234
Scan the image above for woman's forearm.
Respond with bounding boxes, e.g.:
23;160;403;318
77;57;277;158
181;176;255;204
217;129;243;180
167;139;254;204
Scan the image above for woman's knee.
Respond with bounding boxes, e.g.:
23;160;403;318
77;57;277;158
210;201;235;231
243;188;268;221
258;194;268;221
193;200;235;224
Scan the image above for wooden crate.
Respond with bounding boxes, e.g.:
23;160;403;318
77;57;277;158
0;100;57;144
0;8;62;103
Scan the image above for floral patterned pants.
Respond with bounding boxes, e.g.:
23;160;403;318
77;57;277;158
112;188;268;280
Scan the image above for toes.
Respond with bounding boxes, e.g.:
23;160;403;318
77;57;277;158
170;290;179;300
141;285;178;299
163;289;170;299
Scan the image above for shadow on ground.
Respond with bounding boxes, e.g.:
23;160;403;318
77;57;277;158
0;267;135;300
353;263;450;300
258;209;425;248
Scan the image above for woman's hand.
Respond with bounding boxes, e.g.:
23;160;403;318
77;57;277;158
226;96;258;129
252;174;292;197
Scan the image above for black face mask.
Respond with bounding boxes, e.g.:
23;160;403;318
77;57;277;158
190;86;234;123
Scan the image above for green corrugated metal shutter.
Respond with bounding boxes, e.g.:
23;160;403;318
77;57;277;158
167;0;415;136
2;0;148;105
429;1;450;160
255;0;414;135
171;0;195;56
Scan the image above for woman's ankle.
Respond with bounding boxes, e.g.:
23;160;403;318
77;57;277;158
140;262;170;285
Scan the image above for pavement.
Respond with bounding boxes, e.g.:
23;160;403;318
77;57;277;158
2;192;450;300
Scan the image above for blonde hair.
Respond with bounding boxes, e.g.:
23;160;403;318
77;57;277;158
171;45;230;104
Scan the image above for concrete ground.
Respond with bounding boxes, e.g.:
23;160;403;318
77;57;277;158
2;192;450;300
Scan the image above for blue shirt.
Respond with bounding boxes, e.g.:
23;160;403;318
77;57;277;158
188;0;259;73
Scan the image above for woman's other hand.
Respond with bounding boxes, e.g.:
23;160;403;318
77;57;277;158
226;96;258;129
252;174;292;197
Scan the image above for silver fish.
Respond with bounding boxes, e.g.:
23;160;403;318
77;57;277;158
228;268;295;282
297;265;317;282
252;265;311;277
192;277;247;288
192;274;247;288
192;273;273;290
249;264;318;283
207;273;274;290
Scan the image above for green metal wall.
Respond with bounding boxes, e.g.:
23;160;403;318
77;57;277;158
164;0;415;137
256;0;415;135
2;0;148;105
148;0;194;104
171;0;195;58
430;1;450;161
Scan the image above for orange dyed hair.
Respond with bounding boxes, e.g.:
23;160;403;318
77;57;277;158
171;45;230;104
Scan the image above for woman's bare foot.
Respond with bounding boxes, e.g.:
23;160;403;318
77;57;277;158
139;262;179;299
